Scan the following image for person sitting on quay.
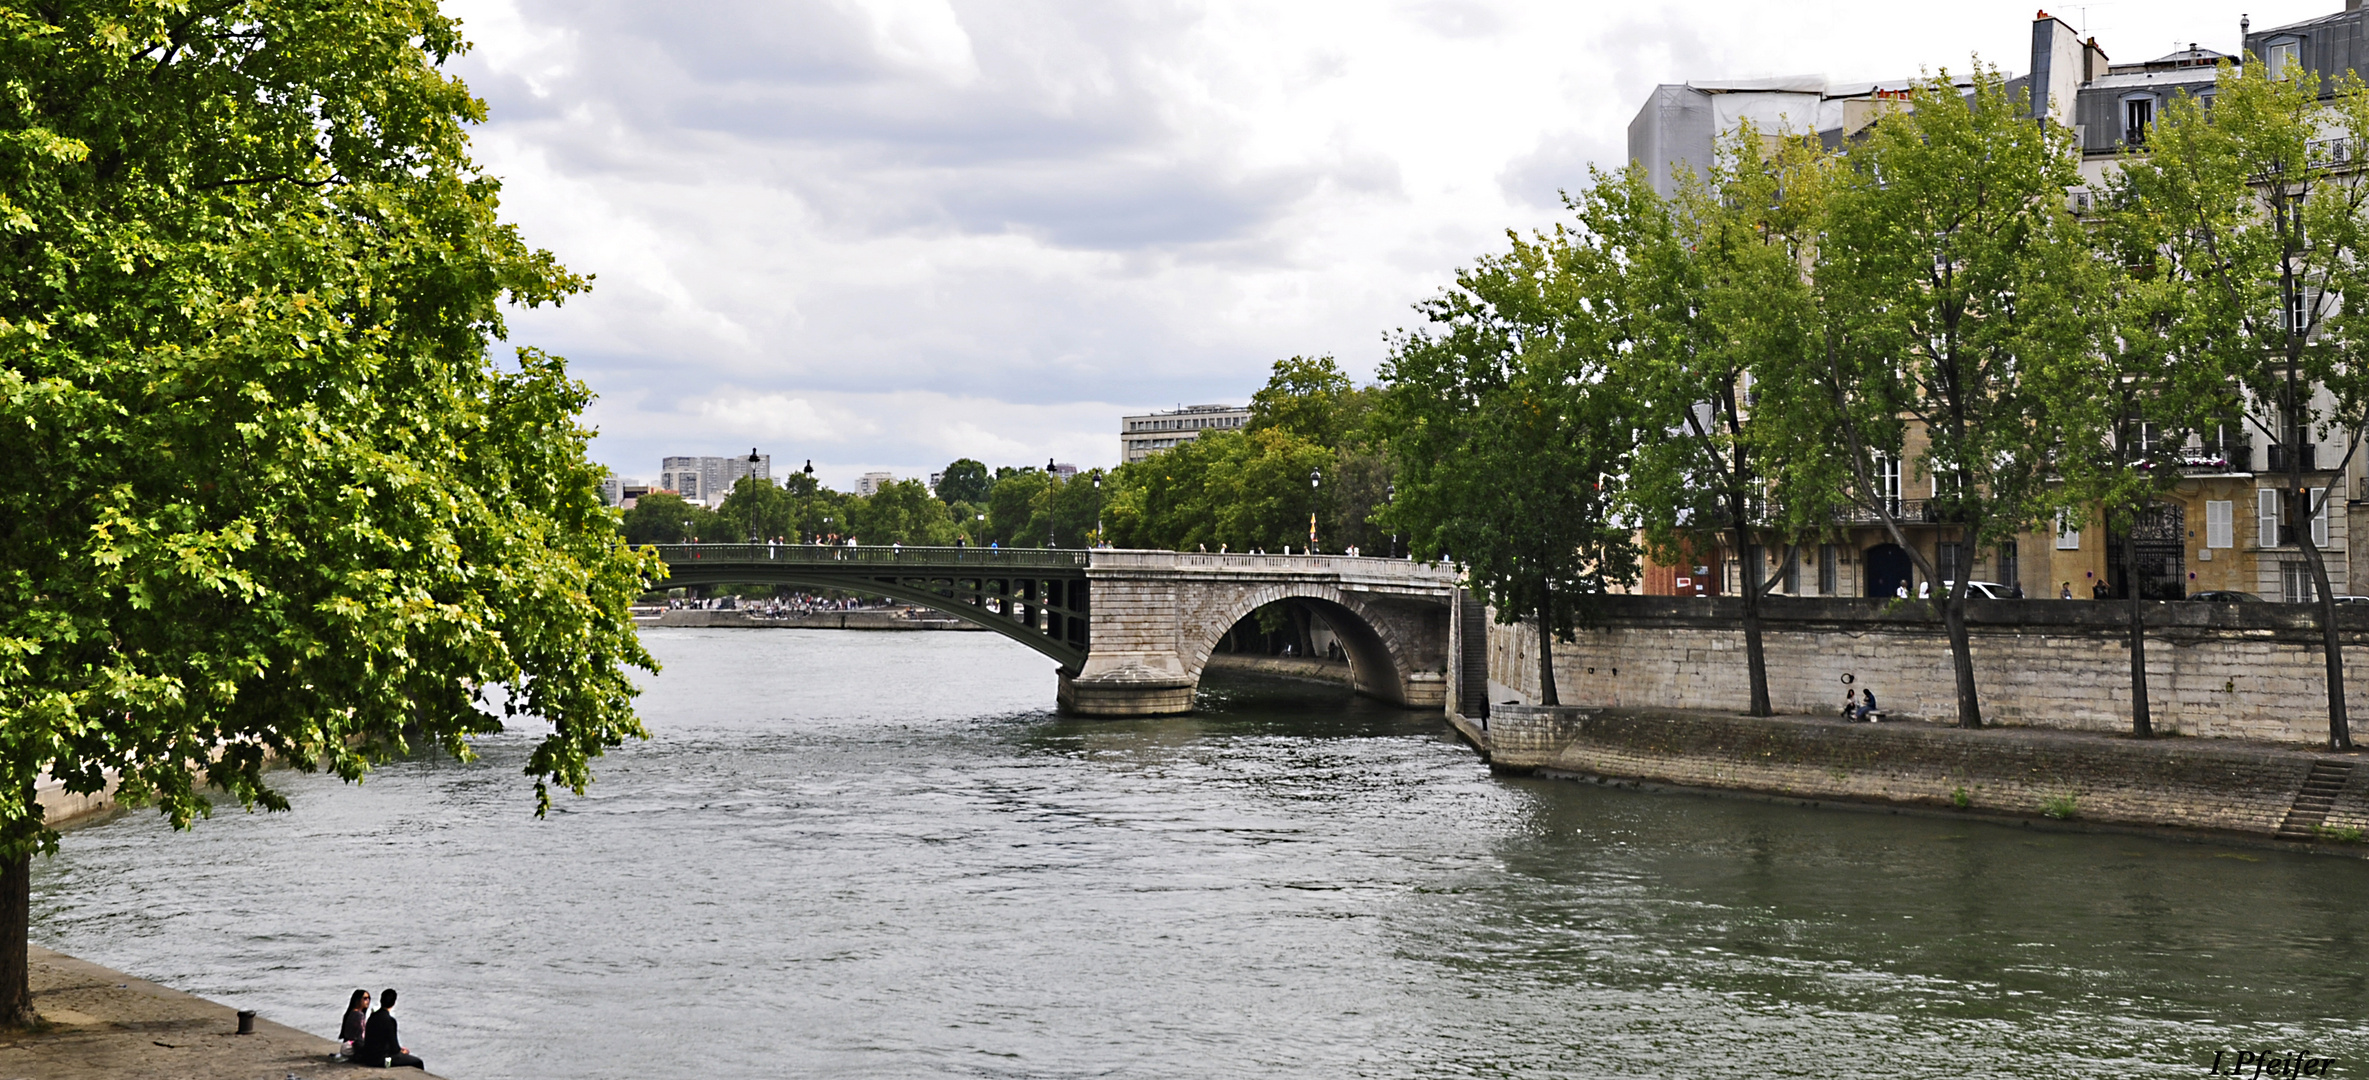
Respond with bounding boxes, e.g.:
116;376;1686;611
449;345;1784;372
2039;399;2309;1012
337;988;370;1059
359;987;427;1070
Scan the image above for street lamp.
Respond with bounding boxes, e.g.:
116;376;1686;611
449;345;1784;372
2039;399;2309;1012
746;448;763;543
1387;481;1398;560
1092;472;1103;548
1308;468;1321;553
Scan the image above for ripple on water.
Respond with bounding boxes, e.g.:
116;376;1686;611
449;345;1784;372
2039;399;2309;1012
32;627;2369;1079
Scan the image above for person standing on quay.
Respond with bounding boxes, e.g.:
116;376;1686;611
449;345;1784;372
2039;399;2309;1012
360;987;426;1070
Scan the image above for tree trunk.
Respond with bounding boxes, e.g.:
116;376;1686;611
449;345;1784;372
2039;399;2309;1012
1942;590;1982;728
2296;533;2354;750
0;850;31;1028
1536;586;1559;707
1735;528;1772;717
2123;523;2153;738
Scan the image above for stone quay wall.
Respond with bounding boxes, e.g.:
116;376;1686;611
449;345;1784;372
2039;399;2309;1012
1485;597;2369;745
1484;706;2369;842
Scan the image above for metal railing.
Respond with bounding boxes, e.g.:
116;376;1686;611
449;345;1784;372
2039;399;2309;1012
1832;498;1970;526
2267;443;2321;473
646;543;1090;570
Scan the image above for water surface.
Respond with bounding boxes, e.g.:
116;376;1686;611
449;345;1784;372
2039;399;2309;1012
33;628;2369;1078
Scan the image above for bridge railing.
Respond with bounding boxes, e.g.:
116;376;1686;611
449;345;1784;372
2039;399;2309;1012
647;543;1090;571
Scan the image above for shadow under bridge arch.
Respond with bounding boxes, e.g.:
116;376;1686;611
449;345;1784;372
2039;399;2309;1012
1189;586;1446;710
652;545;1090;671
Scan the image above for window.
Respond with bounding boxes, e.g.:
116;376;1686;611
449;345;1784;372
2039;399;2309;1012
2313;486;2332;549
2260;488;2283;547
2056;511;2083;550
2284;561;2318;604
2289;288;2310;335
1781;547;1800;595
2124;96;2153;146
1997;541;2018;592
1938;542;1966;585
1819;544;1838;596
2207;500;2235;549
2267;40;2301;82
1876;454;1902;512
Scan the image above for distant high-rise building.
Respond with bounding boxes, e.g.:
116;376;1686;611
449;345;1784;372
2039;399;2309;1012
1051;462;1079;482
1121;404;1249;464
856;471;897;497
599;473;644;507
659;453;771;506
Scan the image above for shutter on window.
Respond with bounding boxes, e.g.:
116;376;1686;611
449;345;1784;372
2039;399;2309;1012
2260;488;2282;547
2314;487;2332;548
2207;500;2234;548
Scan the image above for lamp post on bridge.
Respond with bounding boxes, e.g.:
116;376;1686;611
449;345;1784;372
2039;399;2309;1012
1092;471;1103;548
746;447;763;543
1308;468;1321;554
1387;481;1397;561
1047;457;1058;549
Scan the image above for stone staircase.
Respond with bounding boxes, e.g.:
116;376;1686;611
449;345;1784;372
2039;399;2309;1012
1459;595;1491;721
2275;759;2355;840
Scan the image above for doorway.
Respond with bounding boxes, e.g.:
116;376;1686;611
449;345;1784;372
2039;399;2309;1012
1865;543;1912;599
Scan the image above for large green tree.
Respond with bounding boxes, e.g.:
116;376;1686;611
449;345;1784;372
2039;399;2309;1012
934;458;991;506
2111;60;2369;750
1377;228;1639;706
1596;133;1827;718
1789;66;2097;728
0;1;654;1021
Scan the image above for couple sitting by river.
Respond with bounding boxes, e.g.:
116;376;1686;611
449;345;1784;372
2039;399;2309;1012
339;987;427;1069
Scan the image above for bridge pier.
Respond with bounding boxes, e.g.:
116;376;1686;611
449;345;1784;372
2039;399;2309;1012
1056;666;1197;717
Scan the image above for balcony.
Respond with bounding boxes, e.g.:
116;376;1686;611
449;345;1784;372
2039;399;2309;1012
1833;498;1969;526
2179;444;2252;474
2266;444;2326;474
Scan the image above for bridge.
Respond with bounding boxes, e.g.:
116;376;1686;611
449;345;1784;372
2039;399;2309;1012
648;544;1466;716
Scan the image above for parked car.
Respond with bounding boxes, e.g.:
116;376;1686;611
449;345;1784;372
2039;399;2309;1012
2187;590;2265;602
2331;595;2369;605
1940;580;2018;599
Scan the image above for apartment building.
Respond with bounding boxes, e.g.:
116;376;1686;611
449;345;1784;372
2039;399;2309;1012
1120;404;1250;464
1631;4;2369;602
659;453;771;506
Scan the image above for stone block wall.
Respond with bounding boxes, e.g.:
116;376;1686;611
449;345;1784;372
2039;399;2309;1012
1486;597;2369;745
1487;705;2369;841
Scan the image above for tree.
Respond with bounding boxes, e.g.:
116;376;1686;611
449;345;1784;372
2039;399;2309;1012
1248;355;1355;446
853;479;954;545
934;458;992;506
986;468;1051;546
2112;59;2369;750
717;476;796;542
1792;66;2098;728
1378;229;1640;705
0;2;654;1021
1596;133;1827;718
2065;132;2258;738
622;491;719;545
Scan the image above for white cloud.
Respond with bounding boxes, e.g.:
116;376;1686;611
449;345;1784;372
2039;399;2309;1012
451;0;2335;486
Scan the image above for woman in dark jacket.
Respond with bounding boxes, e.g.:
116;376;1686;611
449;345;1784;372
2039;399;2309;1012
338;989;370;1058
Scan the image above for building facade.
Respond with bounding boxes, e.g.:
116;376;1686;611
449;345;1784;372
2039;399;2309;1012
659;454;772;506
1121;404;1250;464
1631;4;2369;603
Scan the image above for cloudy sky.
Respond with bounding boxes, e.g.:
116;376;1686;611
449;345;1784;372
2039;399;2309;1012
445;0;2328;490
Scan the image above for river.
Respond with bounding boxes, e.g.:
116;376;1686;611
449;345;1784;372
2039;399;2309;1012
30;628;2369;1078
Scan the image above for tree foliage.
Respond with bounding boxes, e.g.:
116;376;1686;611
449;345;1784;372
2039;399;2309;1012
0;0;659;1020
1375;225;1640;705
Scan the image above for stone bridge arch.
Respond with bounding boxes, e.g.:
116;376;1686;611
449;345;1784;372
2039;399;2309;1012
1186;583;1434;706
1062;551;1454;716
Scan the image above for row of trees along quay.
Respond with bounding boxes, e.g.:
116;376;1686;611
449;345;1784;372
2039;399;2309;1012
1367;57;2369;751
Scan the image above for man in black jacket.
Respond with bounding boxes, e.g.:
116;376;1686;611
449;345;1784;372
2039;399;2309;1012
359;987;427;1070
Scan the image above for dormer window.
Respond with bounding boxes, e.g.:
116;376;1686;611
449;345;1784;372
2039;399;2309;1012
2267;39;2302;81
2124;96;2154;146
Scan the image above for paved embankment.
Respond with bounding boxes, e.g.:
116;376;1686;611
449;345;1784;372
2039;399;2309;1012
657;608;981;630
1471;705;2369;848
0;945;449;1079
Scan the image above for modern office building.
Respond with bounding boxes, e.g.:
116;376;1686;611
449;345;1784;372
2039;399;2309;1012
658;453;771;506
1120;404;1251;464
856;471;897;497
